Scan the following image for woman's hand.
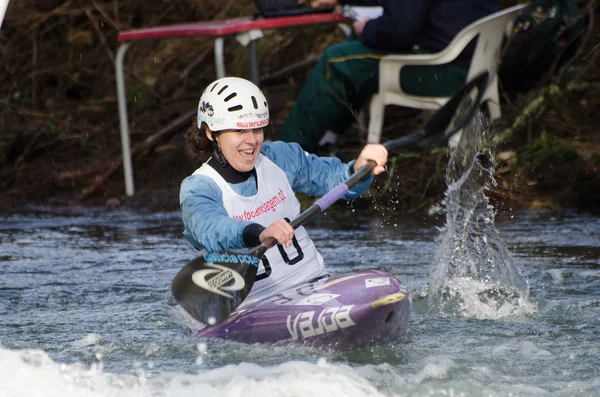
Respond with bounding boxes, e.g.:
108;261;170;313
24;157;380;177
353;18;370;38
298;0;338;8
354;144;388;175
260;219;295;248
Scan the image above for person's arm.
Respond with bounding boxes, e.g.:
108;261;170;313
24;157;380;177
358;1;433;50
180;174;262;251
305;0;385;6
261;141;375;198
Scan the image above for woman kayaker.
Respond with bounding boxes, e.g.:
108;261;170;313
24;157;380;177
180;76;387;306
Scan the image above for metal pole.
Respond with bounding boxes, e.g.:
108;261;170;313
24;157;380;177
115;42;135;196
248;40;259;85
214;37;225;78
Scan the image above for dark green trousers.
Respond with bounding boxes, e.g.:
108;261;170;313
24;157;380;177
276;39;468;153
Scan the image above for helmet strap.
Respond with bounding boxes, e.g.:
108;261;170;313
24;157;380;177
210;132;228;168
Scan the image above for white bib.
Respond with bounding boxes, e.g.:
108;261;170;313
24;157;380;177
194;155;326;305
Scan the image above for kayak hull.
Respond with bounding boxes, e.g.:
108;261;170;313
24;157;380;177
195;269;411;350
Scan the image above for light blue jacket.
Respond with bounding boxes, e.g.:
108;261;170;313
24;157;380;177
180;141;374;251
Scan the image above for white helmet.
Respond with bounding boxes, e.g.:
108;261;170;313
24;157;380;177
197;77;269;132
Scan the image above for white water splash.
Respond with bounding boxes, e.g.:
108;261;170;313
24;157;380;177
427;113;535;317
72;333;103;348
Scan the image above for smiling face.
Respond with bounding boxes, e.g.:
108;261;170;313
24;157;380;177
207;128;264;172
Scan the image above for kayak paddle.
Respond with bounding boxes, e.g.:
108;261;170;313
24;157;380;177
172;71;489;324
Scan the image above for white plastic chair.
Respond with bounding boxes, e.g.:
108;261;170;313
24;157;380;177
367;4;527;144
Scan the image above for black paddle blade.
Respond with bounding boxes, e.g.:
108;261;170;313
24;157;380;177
423;71;489;140
384;71;489;152
171;249;261;324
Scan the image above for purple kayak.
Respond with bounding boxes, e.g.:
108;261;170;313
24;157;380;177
195;269;411;350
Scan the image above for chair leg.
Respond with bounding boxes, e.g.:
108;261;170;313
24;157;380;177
448;129;462;148
486;78;502;121
357;107;368;132
487;100;501;121
367;94;384;143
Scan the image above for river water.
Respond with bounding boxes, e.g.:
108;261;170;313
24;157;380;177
1;204;599;396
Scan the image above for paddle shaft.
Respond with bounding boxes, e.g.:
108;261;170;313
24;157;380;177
255;158;375;258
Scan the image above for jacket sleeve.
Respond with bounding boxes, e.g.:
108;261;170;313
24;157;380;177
262;141;374;199
180;174;256;251
353;0;433;50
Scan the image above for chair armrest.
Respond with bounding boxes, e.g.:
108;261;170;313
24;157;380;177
380;49;458;66
379;51;456;94
378;28;480;93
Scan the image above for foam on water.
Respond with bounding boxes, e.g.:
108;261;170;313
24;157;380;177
430;277;537;319
0;347;389;397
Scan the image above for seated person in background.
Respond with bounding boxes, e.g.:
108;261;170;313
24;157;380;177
180;77;387;306
276;0;501;153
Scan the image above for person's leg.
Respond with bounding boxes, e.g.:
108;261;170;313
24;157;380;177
277;40;388;153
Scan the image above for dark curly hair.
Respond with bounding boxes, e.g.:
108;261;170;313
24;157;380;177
184;119;212;163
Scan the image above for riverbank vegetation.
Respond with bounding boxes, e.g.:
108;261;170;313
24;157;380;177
1;0;599;213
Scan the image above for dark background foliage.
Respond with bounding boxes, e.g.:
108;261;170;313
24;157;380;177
0;0;599;213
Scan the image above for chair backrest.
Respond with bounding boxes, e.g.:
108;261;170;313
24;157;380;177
458;4;528;81
368;4;527;144
462;4;528;105
377;4;526;101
